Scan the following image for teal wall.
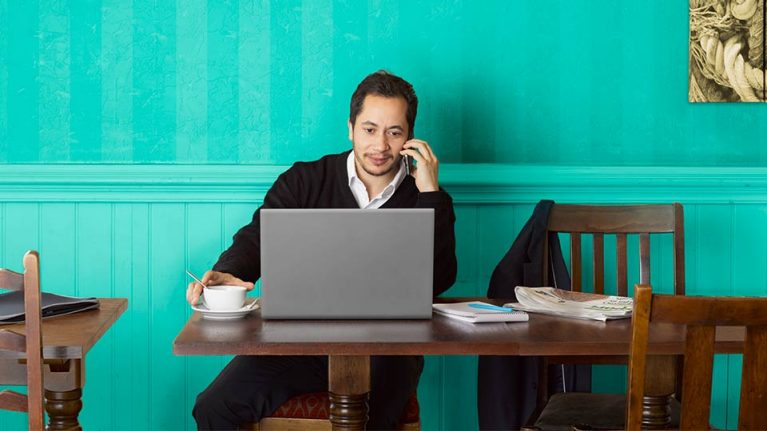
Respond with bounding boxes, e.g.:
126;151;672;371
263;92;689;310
2;0;767;165
2;1;767;430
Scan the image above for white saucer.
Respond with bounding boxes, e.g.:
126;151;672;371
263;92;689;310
192;298;260;320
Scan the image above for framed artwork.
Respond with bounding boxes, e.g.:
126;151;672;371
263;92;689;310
689;0;766;102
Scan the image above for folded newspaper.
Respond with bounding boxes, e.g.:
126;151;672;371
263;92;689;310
506;286;633;321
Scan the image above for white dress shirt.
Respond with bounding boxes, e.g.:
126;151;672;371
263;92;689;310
346;151;408;209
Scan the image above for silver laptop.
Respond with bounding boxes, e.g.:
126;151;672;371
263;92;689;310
260;208;434;319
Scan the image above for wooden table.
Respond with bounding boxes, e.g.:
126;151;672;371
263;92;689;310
173;301;745;430
0;298;127;430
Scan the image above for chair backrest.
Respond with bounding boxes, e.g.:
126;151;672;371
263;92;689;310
0;251;45;431
627;284;767;431
543;203;685;296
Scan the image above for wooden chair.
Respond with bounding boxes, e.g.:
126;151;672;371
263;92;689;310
527;203;685;430
245;391;421;430
627;284;767;430
0;251;45;431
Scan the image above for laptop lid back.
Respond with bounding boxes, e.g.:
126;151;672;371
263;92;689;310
260;208;434;319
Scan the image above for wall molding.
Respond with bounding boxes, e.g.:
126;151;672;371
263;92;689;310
3;164;767;204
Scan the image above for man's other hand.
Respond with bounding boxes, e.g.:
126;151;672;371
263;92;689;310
186;270;255;305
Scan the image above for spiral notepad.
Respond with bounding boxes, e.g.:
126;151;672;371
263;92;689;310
432;301;529;323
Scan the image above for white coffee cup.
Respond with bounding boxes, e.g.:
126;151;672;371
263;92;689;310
203;285;247;310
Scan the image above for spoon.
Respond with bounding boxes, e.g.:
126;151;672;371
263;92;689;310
244;297;260;310
185;270;208;289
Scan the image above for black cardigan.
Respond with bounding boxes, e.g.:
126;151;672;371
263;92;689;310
213;150;458;297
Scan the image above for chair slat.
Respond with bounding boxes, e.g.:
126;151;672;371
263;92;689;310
673;203;686;295
639;233;650;285
593;234;604;294
570;233;581;292
616;234;628;296
679;325;715;431
0;390;28;413
0;269;24;291
0;329;26;353
739;326;767;430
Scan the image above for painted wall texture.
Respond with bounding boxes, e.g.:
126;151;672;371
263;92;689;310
1;0;767;166
1;1;767;430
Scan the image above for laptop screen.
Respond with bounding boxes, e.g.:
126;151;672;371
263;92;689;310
260;208;434;319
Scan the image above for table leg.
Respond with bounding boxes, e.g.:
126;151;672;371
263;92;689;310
328;355;371;431
45;389;82;431
43;359;84;431
642;355;677;429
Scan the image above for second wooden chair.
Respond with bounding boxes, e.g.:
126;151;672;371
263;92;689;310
0;251;45;431
626;284;767;430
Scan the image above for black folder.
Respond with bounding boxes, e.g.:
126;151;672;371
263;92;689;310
0;291;100;324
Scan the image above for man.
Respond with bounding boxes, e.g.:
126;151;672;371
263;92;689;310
187;70;457;430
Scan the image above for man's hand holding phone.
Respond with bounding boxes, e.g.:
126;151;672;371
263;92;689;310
400;139;439;193
186;270;255;305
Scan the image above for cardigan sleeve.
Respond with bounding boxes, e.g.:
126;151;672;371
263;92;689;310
416;190;458;297
212;169;301;283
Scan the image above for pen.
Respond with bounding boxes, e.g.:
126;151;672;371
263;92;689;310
468;303;515;312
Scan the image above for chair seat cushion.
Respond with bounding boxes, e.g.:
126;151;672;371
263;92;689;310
534;393;680;431
269;391;420;423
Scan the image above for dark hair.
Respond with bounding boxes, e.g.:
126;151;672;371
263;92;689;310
349;70;418;139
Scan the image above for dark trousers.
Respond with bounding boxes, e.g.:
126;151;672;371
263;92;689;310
193;355;424;430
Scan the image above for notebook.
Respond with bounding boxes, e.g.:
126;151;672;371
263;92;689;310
0;291;100;324
260;208;434;319
432;301;529;323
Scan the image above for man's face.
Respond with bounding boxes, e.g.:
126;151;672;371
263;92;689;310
348;94;409;179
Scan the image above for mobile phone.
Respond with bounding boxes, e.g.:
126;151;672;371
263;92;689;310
404;131;415;175
404;154;412;175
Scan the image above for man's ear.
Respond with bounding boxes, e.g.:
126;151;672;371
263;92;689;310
348;120;354;141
